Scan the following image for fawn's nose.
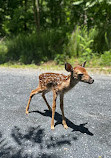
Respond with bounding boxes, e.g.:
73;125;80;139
89;78;94;84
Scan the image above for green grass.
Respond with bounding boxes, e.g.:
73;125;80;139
0;59;111;74
0;30;66;64
0;61;64;70
0;26;111;74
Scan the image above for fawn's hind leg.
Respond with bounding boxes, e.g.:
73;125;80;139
42;93;52;111
26;87;42;114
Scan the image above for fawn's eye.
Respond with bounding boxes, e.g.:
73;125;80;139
78;74;83;79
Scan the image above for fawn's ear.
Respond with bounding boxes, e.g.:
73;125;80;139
82;61;86;67
65;63;73;72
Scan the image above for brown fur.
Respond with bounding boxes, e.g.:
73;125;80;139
26;62;94;130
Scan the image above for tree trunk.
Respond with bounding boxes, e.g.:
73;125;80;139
36;0;40;32
33;0;40;33
24;0;27;31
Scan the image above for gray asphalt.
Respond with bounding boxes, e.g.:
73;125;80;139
0;68;111;158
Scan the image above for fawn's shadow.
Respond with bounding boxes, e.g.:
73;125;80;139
30;110;93;136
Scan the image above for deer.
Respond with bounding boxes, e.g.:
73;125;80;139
26;61;94;130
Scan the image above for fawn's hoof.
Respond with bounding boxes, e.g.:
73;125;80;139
51;126;54;130
26;111;29;115
62;120;68;129
64;124;68;129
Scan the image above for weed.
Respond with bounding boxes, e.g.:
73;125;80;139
100;50;111;66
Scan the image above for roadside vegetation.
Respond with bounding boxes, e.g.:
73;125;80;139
0;0;111;72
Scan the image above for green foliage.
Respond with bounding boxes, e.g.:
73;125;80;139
0;29;66;64
100;50;111;66
66;26;97;61
66;26;81;57
54;53;68;65
78;27;94;60
0;0;111;67
93;26;111;53
0;41;7;63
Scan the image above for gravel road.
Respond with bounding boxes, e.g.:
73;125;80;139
0;68;111;158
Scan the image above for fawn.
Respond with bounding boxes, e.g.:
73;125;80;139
26;62;94;130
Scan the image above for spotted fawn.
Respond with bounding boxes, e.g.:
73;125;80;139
26;61;94;130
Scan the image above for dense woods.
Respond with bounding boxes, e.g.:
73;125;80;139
0;0;111;66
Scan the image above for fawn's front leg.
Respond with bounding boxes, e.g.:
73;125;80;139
42;93;52;111
51;90;57;130
60;94;68;129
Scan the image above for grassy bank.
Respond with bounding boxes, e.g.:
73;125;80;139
0;60;111;75
0;27;111;73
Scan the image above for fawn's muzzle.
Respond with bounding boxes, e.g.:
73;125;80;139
88;78;94;84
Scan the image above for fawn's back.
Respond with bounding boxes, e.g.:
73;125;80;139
39;73;71;92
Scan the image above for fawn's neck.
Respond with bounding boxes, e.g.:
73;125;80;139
69;73;78;86
60;73;78;93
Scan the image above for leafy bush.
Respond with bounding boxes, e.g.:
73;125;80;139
100;51;111;66
0;26;111;67
2;29;66;64
66;26;97;60
93;26;111;54
66;26;81;57
54;53;68;65
0;41;8;64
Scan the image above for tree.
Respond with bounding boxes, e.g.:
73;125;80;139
33;0;40;33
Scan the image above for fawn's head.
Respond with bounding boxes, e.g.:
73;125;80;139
65;61;94;84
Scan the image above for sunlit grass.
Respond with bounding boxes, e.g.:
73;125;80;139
0;59;111;74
